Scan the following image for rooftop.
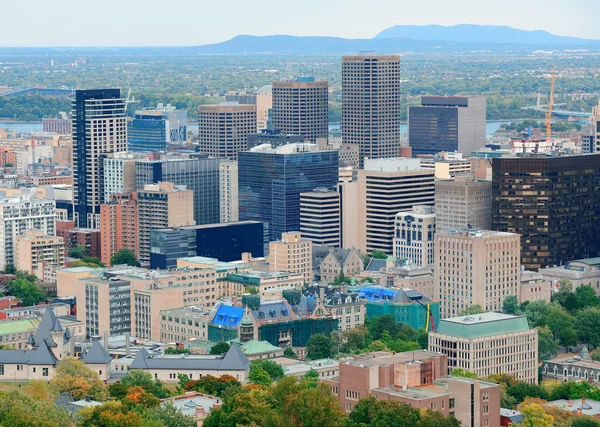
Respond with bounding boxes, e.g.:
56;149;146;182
546;399;600;416
272;357;339;376
435;313;532;339
342;350;444;368
239;340;282;355
0;317;41;335
374;377;497;401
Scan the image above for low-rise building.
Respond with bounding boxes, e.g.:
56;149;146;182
540;257;600;295
541;348;600;382
160;392;222;426
274;356;340;379
160;306;213;343
545;398;600;418
312;246;364;283
520;270;551;303
429;312;539;384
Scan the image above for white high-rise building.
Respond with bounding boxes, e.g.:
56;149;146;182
219;160;239;223
393;206;435;267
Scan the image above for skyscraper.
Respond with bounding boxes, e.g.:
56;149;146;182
300;188;341;247
239;143;338;241
435;176;492;234
342;54;401;166
72;89;127;229
408;96;486;157
393;206;436;267
581;99;600;153
492;153;600;270
135;155;221;225
272;78;328;142
127;104;187;152
197;102;256;160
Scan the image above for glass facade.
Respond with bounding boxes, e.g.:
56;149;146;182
149;228;196;269
408;106;459;156
135;156;221;225
128;116;168;152
492;154;600;270
239;150;339;241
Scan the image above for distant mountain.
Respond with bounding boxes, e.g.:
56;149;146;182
374;24;600;46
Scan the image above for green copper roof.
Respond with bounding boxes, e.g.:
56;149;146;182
435;313;531;339
0;317;41;335
240;340;281;355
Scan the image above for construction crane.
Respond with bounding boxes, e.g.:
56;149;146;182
546;67;557;144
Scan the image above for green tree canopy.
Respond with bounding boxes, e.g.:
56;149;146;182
209;341;230;355
306;333;334;360
112;369;170;399
110;249;141;267
370;250;388;260
576;307;600;349
0;391;72;427
547;305;577;349
251;359;284;381
69;245;87;259
537;326;559;360
502;295;520;314
249;366;273;386
458;304;485;316
7;278;46;306
284;346;298;358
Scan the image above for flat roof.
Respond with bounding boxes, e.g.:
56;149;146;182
342;350;444;368
435;313;532;339
0;317;41;334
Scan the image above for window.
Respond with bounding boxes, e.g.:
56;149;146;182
0;365;3;375
449;398;455;409
42;368;49;377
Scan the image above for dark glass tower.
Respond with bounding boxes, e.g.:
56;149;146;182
492;153;600;270
239;145;338;241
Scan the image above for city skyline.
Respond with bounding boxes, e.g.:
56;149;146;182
0;0;599;47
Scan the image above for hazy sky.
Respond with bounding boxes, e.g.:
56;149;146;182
1;0;599;46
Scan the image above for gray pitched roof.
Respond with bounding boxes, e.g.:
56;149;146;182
312;246;357;269
82;341;113;364
129;348;150;369
27;340;58;366
50;315;63;332
366;259;386;272
0;349;32;364
219;343;251;371
32;308;59;348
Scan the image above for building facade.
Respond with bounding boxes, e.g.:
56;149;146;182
435;176;492;234
300;188;340;247
102;153;141;202
99;193;138;266
342;54;401;167
429;313;538;384
581;100;600;153
393;205;436;267
435;229;521;319
272;78;328;142
491;154;600;270
72;89;127;229
219;160;238;223
15;230;64;278
238;144;339;241
197;103;256;160
408;96;486;157
269;232;313;283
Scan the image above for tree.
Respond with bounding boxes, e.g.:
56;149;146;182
547;305;577;349
251;359;284;381
248;366;272;386
143;403;197;427
576;308;600;349
306;333;334;360
82;256;105;267
164;346;191;354
571;418;600;427
69;245;87;259
503;295;520;314
0;391;72;427
525;300;549;327
591;348;600;361
184;374;241;397
3;263;16;274
78;401;144;427
50;357;108;401
368;314;400;340
110;249;141;267
537;326;559;360
370;250;388;259
458;305;485;316
7;278;46;306
450;368;479;379
506;382;548;404
115;369;170;399
575;285;600;310
517;402;554;427
284;347;298;358
209;342;230;354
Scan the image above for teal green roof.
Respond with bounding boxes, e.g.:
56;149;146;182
240;340;281;355
0;317;41;335
435;313;531;339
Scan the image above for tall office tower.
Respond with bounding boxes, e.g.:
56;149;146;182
103;153;143;202
256;85;273;131
272;77;329;142
435;229;521;318
239;143;338;241
340;158;435;254
408;96;486;157
128;104;188;151
99;193;138;266
393;205;435;267
135;155;221;225
219;160;239;223
0;195;56;269
197;103;256;160
435;176;492;234
342;54;401;167
136;182;195;266
300;188;341;247
72;89;127;229
581;99;600;153
492;153;600;270
269;232;313;283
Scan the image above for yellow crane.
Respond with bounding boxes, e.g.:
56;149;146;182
546;67;557;143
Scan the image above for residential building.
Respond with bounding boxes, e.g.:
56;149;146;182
312;246;364;283
408;96;486;157
238;143;338;241
269;232;313;283
492;153;600;270
129;344;250;383
581;99;600;153
247;130;304;150
342;54;402;167
340;158;435;254
435;229;521;318
300;188;340;247
429;312;539;384
136;182;195;266
135;155;221;225
198;103;256;160
219;160;238;223
0;195;56;269
63;228;101;259
272;77;328;142
357;286;440;332
435;176;492;234
99;193;138;266
72;89;127;229
540;257;600;294
102;153;142;201
149;221;268;269
393;205;436;267
15;230;64;278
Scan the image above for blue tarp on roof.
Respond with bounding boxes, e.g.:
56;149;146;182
212;305;244;328
357;287;398;301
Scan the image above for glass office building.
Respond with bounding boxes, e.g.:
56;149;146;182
239;145;338;241
135;155;221;225
492;153;600;270
128;113;168;152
